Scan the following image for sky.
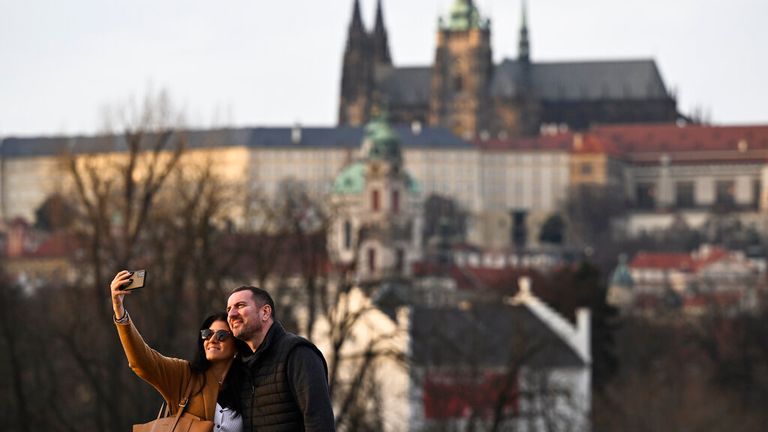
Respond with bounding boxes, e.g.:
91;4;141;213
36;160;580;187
1;0;766;138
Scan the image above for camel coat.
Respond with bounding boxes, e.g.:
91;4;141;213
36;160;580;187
116;316;222;420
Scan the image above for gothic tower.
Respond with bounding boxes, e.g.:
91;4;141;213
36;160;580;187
339;0;373;126
372;0;392;66
428;0;493;139
513;0;541;135
338;0;393;126
518;0;530;65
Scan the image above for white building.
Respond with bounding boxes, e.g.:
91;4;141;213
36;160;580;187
312;277;592;432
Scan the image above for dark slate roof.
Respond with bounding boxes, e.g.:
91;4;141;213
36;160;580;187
492;58;670;101
0;135;121;158
411;303;585;369
376;66;432;106
0;126;470;158
379;59;670;105
0;128;251;158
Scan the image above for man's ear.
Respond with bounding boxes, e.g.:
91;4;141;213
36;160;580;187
263;304;272;321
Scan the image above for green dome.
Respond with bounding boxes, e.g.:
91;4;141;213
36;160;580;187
331;162;421;195
332;114;419;195
332;162;367;194
362;115;402;164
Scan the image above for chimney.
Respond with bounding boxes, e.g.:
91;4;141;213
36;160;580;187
518;276;531;296
411;120;422;135
291;123;302;144
576;308;591;363
573;133;584;151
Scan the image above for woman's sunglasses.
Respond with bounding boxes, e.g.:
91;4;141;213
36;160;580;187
201;329;232;342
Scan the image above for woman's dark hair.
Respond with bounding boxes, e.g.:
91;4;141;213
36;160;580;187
189;312;250;416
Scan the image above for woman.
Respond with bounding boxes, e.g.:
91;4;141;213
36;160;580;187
110;270;248;431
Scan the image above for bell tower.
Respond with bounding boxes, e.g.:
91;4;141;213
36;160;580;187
429;0;493;139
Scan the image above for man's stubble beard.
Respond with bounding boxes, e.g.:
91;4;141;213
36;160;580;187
236;319;263;344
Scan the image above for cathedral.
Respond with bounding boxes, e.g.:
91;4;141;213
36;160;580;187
338;0;682;138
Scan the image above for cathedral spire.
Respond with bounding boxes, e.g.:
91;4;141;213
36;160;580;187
350;0;365;34
372;0;392;65
518;0;530;64
339;0;374;126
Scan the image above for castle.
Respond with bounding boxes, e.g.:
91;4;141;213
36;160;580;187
338;0;682;138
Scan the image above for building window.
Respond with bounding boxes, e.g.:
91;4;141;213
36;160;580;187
372;189;380;212
454;75;463;92
636;183;656;209
512;210;527;248
368;248;376;272
392;190;400;214
675;181;695;208
753;179;762;209
395;248;405;273
715;180;735;208
343;220;352;250
580;162;593;175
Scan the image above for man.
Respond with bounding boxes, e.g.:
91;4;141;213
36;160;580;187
227;286;336;431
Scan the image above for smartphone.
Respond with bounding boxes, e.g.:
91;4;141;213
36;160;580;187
123;270;147;291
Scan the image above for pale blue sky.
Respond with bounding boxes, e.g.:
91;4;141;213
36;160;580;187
1;0;766;137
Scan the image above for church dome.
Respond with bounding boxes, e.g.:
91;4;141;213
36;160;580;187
332;114;419;195
332;162;367;194
332;161;420;195
360;115;402;164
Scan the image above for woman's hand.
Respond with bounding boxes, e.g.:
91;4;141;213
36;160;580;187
110;270;134;318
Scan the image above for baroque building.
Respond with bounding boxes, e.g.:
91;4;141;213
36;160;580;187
329;114;424;282
338;0;681;138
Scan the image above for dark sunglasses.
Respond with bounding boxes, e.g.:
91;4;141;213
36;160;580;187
201;329;232;342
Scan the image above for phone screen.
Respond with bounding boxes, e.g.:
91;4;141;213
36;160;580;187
123;270;147;290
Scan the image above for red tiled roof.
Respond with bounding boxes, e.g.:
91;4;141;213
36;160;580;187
412;261;534;292
571;133;623;156
590;124;768;164
31;233;78;258
683;291;742;309
423;370;519;420
630;252;694;271
630;247;729;272
474;133;573;152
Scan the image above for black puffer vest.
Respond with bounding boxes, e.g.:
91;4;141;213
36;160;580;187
239;322;326;432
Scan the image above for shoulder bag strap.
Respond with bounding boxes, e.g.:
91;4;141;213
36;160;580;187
168;373;197;431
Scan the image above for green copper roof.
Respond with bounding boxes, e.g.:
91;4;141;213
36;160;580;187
441;0;489;31
332;114;419;195
406;173;420;194
361;113;402;164
331;162;420;195
332;161;367;194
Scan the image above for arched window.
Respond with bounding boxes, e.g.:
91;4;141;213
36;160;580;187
392;190;400;214
395;248;405;273
454;75;463;92
372;189;380;212
343;220;352;250
368;248;376;272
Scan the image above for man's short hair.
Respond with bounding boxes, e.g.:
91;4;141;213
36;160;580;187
231;286;277;320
